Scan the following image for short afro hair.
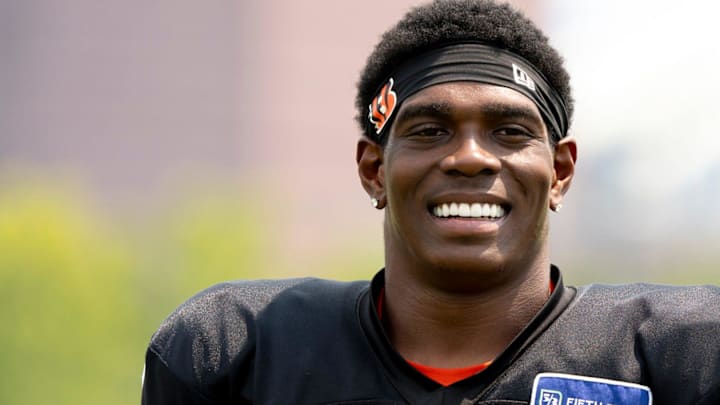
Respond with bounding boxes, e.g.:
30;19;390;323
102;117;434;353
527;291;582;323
355;0;573;144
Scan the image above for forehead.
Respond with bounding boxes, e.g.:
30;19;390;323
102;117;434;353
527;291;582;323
394;82;544;124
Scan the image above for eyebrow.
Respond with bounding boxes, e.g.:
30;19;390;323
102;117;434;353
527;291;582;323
394;102;454;123
395;100;542;124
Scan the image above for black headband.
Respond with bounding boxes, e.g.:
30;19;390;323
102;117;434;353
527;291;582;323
367;42;569;143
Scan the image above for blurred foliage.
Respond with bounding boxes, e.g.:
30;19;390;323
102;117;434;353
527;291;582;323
0;181;136;404
0;176;716;404
0;179;275;405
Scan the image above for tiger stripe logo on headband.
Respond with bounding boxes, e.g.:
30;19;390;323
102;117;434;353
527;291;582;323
368;78;398;135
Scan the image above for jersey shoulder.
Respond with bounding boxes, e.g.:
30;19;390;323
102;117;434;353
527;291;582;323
576;282;720;321
575;282;720;401
146;277;370;389
148;278;312;385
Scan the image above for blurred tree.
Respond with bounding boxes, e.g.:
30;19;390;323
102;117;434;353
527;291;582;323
0;180;271;404
0;181;137;404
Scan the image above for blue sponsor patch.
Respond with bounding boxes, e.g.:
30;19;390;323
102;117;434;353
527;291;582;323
530;373;652;405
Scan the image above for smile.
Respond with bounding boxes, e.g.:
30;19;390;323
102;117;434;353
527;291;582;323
431;202;506;219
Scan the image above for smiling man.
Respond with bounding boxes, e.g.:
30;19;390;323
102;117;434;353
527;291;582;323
142;1;720;404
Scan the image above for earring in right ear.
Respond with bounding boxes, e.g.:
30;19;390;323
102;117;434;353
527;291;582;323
371;198;379;208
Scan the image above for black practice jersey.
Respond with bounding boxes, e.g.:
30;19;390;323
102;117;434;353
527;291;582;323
142;268;720;404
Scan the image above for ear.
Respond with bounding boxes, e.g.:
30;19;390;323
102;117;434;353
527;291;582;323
356;138;385;207
550;136;577;210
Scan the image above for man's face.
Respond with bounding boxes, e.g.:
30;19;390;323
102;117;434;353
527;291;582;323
377;82;563;283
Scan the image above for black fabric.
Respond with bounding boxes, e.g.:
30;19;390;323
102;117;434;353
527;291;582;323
143;348;219;405
368;42;569;143
142;269;720;404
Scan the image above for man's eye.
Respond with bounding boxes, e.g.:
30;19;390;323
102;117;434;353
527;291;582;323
408;126;448;138
494;127;534;140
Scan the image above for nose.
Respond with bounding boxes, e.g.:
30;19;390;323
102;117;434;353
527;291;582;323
439;134;501;176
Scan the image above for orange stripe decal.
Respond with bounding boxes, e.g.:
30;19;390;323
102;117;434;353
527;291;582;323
368;78;398;135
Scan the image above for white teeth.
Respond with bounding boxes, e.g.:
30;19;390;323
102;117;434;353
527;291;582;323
471;203;482;217
432;202;506;219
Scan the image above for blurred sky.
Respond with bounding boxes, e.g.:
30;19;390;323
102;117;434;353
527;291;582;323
1;0;718;280
544;0;720;271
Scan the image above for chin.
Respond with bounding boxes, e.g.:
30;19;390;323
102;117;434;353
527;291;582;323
421;252;513;290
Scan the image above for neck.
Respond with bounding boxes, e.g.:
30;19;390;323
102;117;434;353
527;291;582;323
382;260;550;368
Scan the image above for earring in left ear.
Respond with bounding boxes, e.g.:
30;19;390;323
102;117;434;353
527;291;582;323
551;203;563;213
